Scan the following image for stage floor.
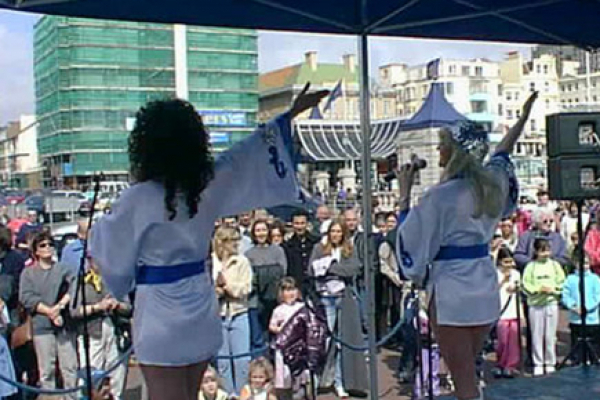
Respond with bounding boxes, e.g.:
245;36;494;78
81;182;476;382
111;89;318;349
482;366;600;400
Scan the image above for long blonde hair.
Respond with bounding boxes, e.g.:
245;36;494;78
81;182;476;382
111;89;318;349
439;129;503;219
212;227;240;261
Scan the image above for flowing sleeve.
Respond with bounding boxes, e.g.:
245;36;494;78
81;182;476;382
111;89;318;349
395;190;443;285
89;189;146;300
209;112;301;218
485;151;519;218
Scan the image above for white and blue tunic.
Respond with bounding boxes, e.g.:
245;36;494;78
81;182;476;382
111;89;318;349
396;152;518;326
90;113;300;366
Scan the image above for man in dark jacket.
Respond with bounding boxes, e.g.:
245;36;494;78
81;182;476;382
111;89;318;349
283;209;319;294
342;208;386;338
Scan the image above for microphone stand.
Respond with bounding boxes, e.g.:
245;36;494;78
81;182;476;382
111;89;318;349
74;173;103;400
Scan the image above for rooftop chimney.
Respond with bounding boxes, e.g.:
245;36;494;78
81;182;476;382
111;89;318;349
305;51;318;71
343;54;356;73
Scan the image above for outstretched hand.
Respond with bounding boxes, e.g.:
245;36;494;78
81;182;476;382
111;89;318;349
396;162;418;211
521;91;538;121
495;90;539;154
290;82;330;118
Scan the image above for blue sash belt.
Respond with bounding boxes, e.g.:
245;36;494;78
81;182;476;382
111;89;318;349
434;244;489;261
137;260;206;285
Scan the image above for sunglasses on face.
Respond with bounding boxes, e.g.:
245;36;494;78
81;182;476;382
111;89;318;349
37;242;55;249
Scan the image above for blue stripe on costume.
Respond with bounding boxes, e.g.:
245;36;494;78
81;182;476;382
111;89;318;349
396;232;414;269
137;260;206;285
396;208;414;269
487;151;519;218
434;244;489;261
398;209;409;225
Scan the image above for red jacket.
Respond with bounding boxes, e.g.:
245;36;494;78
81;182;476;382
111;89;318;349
585;228;600;274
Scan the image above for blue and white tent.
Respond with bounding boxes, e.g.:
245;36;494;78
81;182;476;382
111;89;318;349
401;82;467;130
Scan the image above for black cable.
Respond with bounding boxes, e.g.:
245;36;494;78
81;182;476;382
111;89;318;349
73;173;104;400
515;282;524;375
427;302;433;400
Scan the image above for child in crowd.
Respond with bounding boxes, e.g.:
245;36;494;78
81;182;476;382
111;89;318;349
493;247;521;378
413;305;440;400
561;251;600;365
240;358;276;400
522;238;566;376
269;278;308;400
199;366;229;400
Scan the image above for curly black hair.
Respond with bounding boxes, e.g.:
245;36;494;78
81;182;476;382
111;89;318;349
128;99;215;220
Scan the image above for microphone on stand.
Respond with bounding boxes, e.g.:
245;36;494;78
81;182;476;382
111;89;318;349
384;153;427;183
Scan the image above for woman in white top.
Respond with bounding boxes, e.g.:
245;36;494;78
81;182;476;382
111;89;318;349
89;84;328;400
395;92;538;400
212;227;253;395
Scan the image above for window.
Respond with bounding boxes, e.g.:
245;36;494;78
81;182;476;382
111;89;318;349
575;98;579;103
536;65;541;73
568;84;572;91
561;84;565;92
543;65;549;74
498;84;503;96
449;65;456;75
531;119;536;132
593;80;597;88
470;100;487;113
507;109;513;119
529;82;536;92
516;110;521;118
446;82;454;95
383;100;391;116
545;82;550;92
594;95;598;102
546;99;550;108
475;66;483;77
575;83;579;90
462;66;470;76
498;104;503;116
515;91;520;100
506;91;513;101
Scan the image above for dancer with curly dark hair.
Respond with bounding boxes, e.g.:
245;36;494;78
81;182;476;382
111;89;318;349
90;83;328;400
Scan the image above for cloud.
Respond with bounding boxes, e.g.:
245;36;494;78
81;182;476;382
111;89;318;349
0;11;38;125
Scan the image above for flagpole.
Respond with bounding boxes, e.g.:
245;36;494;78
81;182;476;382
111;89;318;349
343;79;348;120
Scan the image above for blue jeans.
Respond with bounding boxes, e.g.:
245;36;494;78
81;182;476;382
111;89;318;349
218;312;251;395
322;296;344;389
248;307;265;357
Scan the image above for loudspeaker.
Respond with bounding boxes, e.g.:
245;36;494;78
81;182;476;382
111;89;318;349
547;112;600;157
547;112;600;200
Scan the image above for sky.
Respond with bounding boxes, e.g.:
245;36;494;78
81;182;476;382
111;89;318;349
0;10;533;125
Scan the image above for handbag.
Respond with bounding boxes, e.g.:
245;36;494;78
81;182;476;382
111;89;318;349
10;315;32;349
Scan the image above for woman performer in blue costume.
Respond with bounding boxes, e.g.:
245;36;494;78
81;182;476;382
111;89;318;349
395;92;538;400
90;83;328;400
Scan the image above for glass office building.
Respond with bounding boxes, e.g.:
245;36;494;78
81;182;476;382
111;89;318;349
34;16;258;186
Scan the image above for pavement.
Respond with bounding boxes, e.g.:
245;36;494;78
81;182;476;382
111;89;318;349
120;310;577;400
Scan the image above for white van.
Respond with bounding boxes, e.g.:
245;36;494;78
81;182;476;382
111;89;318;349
99;181;129;196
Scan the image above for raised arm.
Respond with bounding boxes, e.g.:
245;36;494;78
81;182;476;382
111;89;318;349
495;91;538;155
208;83;328;218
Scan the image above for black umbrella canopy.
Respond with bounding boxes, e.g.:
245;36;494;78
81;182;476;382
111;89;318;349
1;0;600;48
